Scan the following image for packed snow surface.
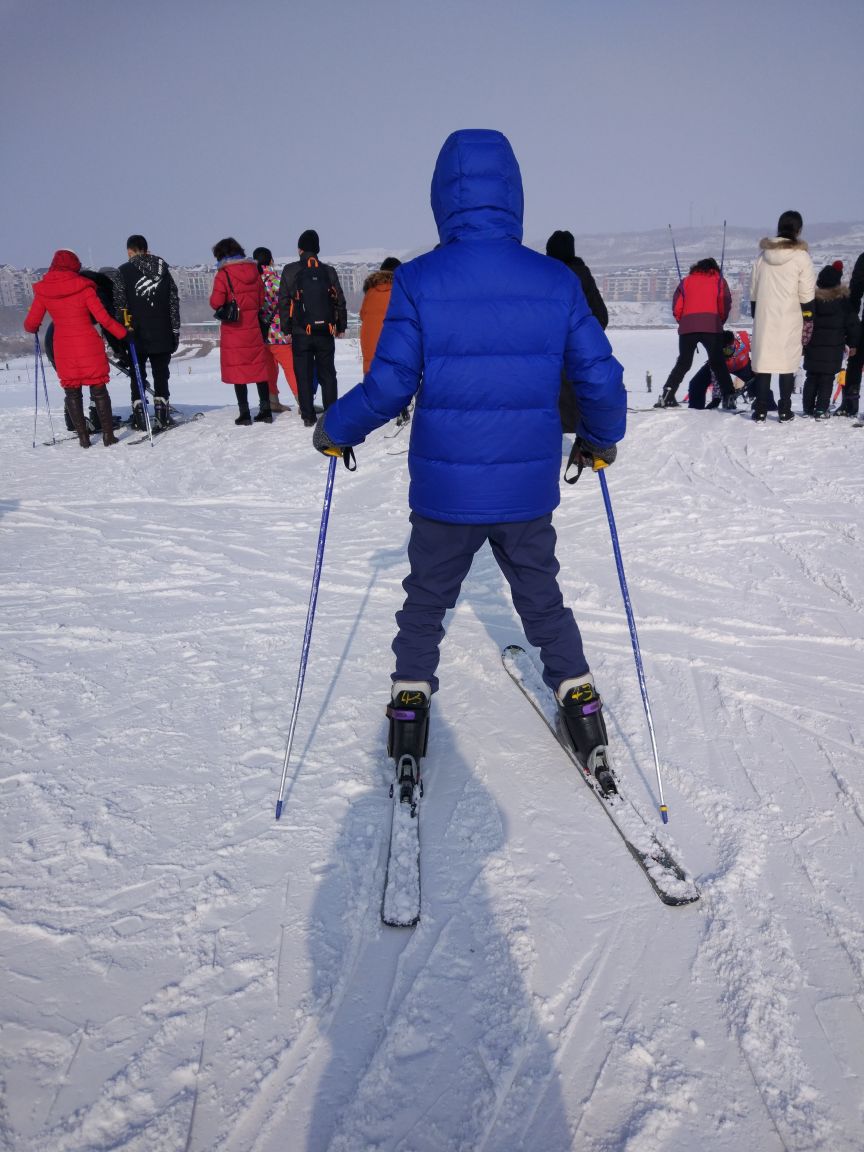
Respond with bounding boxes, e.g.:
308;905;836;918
1;333;863;1151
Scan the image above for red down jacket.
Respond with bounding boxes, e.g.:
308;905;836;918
24;253;128;389
672;269;731;335
209;258;270;385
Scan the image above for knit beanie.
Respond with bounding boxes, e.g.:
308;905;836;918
546;230;576;262
297;229;320;254
49;249;82;273
817;264;842;289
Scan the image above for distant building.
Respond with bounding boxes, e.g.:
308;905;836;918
0;266;40;307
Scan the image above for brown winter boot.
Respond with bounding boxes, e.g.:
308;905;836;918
65;388;91;448
90;386;118;445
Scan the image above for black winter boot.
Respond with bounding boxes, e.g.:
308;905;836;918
234;384;252;425
253;382;273;423
654;387;679;409
65;389;91;448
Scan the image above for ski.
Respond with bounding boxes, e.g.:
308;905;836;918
126;411;205;445
381;754;422;927
502;645;699;907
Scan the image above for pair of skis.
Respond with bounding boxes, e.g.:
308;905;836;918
126;410;205;445
381;645;700;927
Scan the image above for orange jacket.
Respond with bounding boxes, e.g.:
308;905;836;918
359;271;395;373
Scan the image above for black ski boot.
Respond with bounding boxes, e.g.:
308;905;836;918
654;387;678;409
154;399;175;430
557;677;617;795
386;683;430;805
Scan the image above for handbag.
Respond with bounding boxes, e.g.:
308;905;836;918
213;267;240;323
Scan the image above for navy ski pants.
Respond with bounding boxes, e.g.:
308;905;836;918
392;512;589;694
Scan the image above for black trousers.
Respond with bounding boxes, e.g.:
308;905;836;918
753;373;794;416
840;344;862;414
292;330;338;421
663;333;734;399
130;351;171;404
802;372;834;415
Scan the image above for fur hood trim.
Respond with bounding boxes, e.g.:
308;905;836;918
759;236;809;252
815;284;849;302
363;269;394;293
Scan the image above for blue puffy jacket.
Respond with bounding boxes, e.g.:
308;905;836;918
325;129;626;524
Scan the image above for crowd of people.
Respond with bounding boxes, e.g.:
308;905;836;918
653;212;862;422
20;128;864;788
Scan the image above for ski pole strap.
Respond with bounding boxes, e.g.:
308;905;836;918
323;445;357;471
564;443;607;485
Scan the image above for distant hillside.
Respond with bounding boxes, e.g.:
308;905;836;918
339;222;864;274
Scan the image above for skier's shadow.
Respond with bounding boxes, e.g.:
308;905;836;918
302;711;573;1152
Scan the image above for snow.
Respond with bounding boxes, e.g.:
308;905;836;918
1;332;863;1151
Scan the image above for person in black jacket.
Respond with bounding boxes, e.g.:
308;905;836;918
801;264;860;419
546;231;608;327
546;230;609;433
114;234;181;429
837;252;864;416
277;229;348;426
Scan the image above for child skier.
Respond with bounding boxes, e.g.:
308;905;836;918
802;264;860;419
312;129;626;786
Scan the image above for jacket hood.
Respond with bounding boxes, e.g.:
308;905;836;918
759;236;809;265
49;249;81;273
36;269;91;300
431;129;523;244
363;269;394;293
815;284;849;302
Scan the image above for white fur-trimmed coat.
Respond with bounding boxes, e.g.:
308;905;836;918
750;238;817;373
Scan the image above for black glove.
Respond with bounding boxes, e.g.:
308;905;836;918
312;414;356;470
565;437;617;484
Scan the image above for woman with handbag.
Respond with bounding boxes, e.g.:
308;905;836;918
209;238;272;424
253;246;296;413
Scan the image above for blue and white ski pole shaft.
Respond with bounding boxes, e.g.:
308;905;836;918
275;453;338;820
597;466;669;822
124;318;153;444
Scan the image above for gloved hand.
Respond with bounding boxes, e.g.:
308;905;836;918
801;319;814;347
565;437;617;485
575;436;617;468
313;414;356;470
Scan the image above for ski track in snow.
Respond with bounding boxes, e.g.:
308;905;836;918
1;334;863;1151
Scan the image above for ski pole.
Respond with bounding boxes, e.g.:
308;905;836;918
668;223;683;284
33;335;56;447
275;453;338;820
596;467;669;823
719;218;727;279
127;335;154;445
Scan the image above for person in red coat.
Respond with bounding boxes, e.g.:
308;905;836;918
655;257;735;409
24;249;129;448
209;238;273;424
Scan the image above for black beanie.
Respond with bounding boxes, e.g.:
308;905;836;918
298;229;320;254
546;230;576;262
817;264;841;289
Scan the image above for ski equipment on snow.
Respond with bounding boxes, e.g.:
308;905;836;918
126;329;154;446
32;335;57;447
597;468;669;822
502;645;699;906
275;454;338;820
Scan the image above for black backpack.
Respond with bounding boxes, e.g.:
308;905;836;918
292;257;337;334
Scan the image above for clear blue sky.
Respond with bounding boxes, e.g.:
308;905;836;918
2;0;862;267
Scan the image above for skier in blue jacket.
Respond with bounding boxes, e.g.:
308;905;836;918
314;129;626;782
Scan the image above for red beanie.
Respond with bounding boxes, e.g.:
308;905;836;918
832;260;844;273
49;249;82;273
